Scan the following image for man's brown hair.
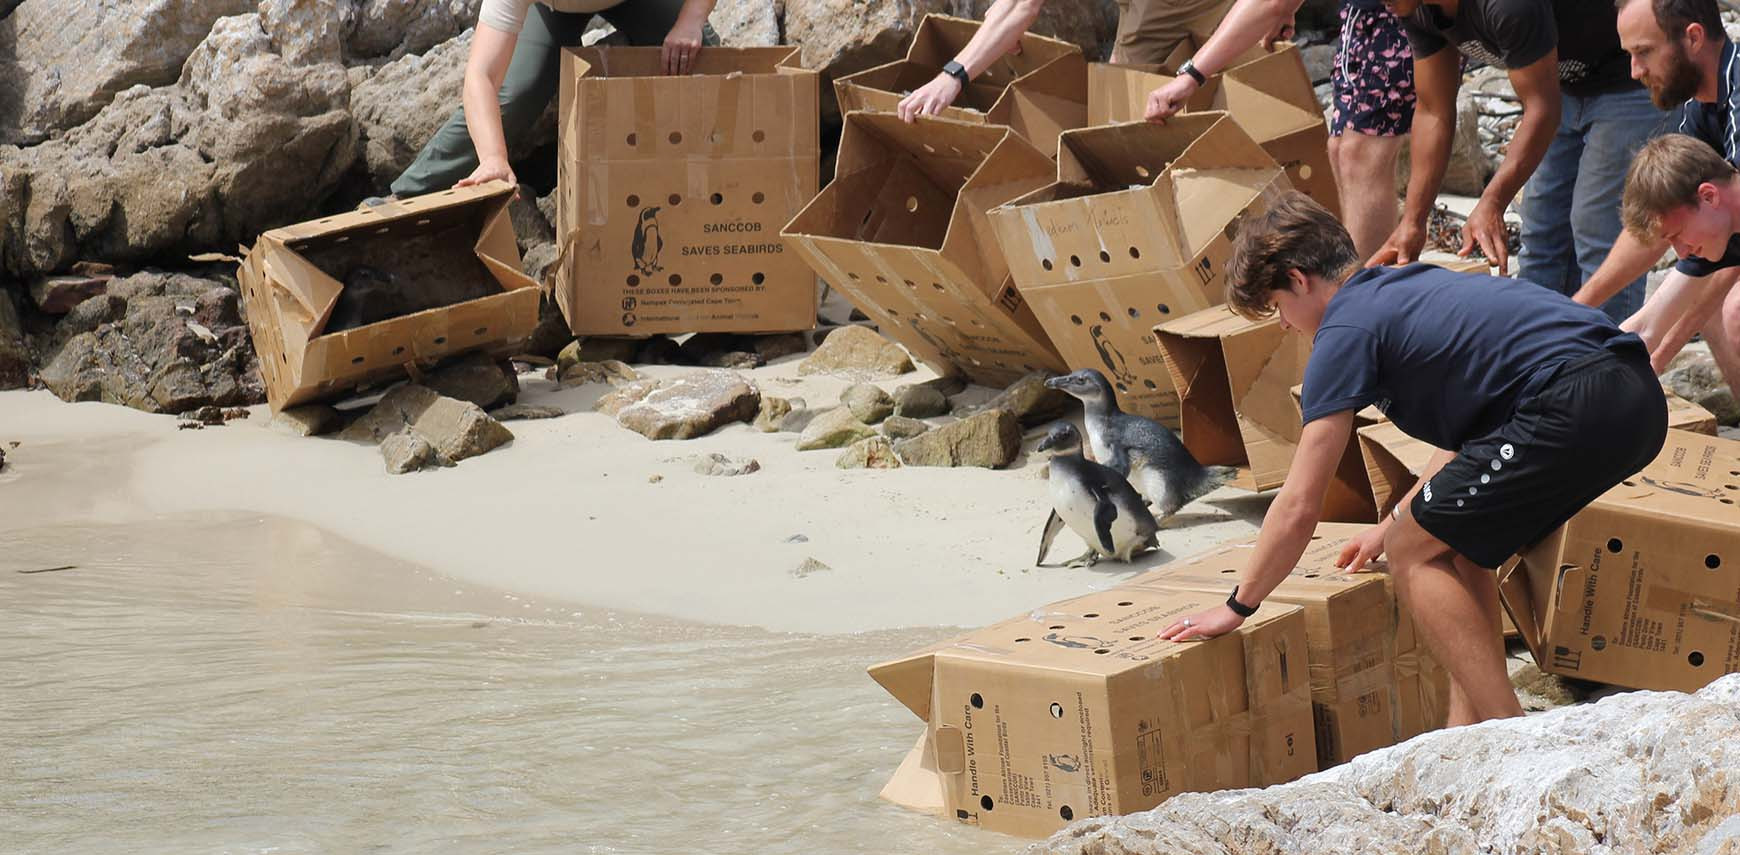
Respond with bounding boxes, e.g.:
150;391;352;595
1617;0;1723;41
1224;190;1358;320
1621;134;1738;240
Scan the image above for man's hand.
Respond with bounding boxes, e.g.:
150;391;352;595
456;157;515;188
897;73;964;121
661;13;705;75
1335;522;1389;572
1157;604;1246;641
1367;220;1426;267
1263;16;1296;51
1144;76;1200;123
1461;197;1511;275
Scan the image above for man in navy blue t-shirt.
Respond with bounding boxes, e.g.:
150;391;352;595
1158;191;1667;726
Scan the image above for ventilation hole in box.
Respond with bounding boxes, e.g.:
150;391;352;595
848;272;861;280
752;192;765;204
1623;480;1636;487
415;218;431;226
668;131;683;144
1060;806;1074;821
1298;164;1314;180
1134;165;1151;178
1707;554;1723;569
905;196;919;213
923;143;936;154
1157;303;1171;314
1118;601;1133;606
1220;568;1235;574
1094;648;1110;655
669;274;683;286
752;273;765;285
1098;312;1111;322
473;327;487;336
1116;382;1129;392
1725;499;1736;505
1069;255;1082;268
433;336;447;345
1607;538;1623;553
351;356;364;365
981;796;995;811
709;131;722;144
1049;702;1064;718
1128;636;1145;642
710;273;724;285
915;312;927;321
932;282;945;292
874;275;887;283
627;194;641;207
1127;307;1140;319
1143;379;1157;390
1070;315;1083;326
627;275;640;287
1099;250;1111;263
668;193;682;206
1304;573;1319;579
392;346;406;356
903;279;917;289
1129;246;1141;259
970;692;984;709
318;218;333;225
1048;624;1065;630
1083;613;1099;618
1014;637;1030;642
626;133;638;145
887;309;900;317
753;130;766;143
1690;651;1706;667
710;192;724;205
282;353;289;364
1042;259;1054;271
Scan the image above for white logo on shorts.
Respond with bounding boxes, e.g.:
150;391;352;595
1500;443;1515;461
1423;481;1434;502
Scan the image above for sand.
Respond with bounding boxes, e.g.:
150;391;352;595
0;354;1269;636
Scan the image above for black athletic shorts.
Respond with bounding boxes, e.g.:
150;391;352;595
1410;345;1668;568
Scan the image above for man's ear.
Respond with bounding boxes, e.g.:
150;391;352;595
1686;22;1706;53
1286;268;1312;295
1700;181;1721;206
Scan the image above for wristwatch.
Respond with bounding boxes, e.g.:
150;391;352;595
1176;58;1207;86
1226;585;1258;618
942;60;972;89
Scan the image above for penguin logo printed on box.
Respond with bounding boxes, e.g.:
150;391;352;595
1045;753;1081;773
1640;475;1724;501
1089;325;1136;386
631;206;664;275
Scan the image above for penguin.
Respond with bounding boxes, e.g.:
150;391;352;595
1035;421;1158;568
1043;368;1235;519
631;206;663;275
1089;324;1134;385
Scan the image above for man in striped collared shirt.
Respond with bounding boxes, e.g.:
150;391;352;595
1574;0;1740;398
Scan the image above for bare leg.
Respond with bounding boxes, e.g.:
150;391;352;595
1331;132;1407;260
1622;268;1736;372
1699;278;1740;397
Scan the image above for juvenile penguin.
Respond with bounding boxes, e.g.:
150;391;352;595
1035;422;1158;568
1043;369;1234;519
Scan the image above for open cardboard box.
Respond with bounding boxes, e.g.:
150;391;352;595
781;112;1066;386
553;46;819;337
988;114;1290;424
870;586;1315;838
237;181;541;413
835;14;1088;158
1499;429;1740;692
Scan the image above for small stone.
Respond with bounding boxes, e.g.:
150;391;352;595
341;384;513;464
796;407;878;451
382;431;436;474
178;405;228;426
892;383;949;418
893;409;1022;468
490;404;566;421
424;353;519;410
784;534;809;543
915;374;968;398
837;436;902;469
754;396;794;432
559;360;643;388
842;382;895;424
791;557;832;578
602;370;761;440
1509;660;1584;709
648;474;664;483
270;404;342;437
798;324;914;378
881;415;929;440
693;452;761;476
30;274;111;315
978;371;1074;427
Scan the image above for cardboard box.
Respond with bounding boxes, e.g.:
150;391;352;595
869;586;1315;838
781;112;1067;386
237;182;542;413
988;114;1291;424
1667;389;1719;435
835;14;1087;157
1286;383;1386;524
553;46;819;337
1130;523;1449;767
1085;46;1337;218
1499;429;1740;692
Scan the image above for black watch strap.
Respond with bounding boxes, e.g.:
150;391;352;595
1226;586;1258;618
942;60;971;88
1177;58;1207;86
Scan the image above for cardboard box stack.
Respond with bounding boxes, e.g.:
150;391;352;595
237;181;542;412
553;46;819;336
1131;524;1450;769
988;114;1291;424
781;113;1066;386
1499;429;1740;693
835;14;1088;157
870;586;1316;838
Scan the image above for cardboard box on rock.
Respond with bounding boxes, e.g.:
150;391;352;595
870;586;1316;838
781;113;1066;386
1130;524;1450;769
553;46;819;337
835;14;1087;157
237;181;541;412
988;114;1291;424
1500;429;1740;693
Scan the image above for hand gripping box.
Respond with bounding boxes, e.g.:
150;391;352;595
1499;429;1740;693
869;586;1315;838
1086;44;1338;218
781;113;1067;386
835;14;1088;157
987;114;1291;424
553;46;819;336
237;181;541;412
1130;523;1449;769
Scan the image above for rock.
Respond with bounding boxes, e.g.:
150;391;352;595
754;396;794;432
0;294;28;390
270;404;342;436
710;0;781;46
507;190;556;255
797;324;914;378
1398;86;1492;197
892;383;949;418
978;371;1073;426
558;359;643;388
380;430;436;474
693;452;761;476
790;556;832;578
1664;348;1739;426
680;332;765;369
796;407;877;451
520;293;573;358
881;415;929;440
56;294;128;339
345;0;484;61
600;370;760;440
842;382;895;424
489;403;565;421
349;28;471;186
35;272;263;413
28;274;111;315
594;378;658;415
915;373;968;398
424;352;518;410
340;384;513;464
0;446;6;472
1299;42;1334;84
257;0;345;65
560;337;643;372
1508;660;1584;710
836;435;902;469
1039;674;1740;855
893;409;1021;468
636;335;685;365
752;332;809;362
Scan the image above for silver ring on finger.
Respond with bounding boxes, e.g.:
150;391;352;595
1181;618;1193;628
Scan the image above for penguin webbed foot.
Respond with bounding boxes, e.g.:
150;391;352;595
1064;549;1102;569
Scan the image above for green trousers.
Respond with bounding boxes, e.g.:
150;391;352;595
391;0;719;197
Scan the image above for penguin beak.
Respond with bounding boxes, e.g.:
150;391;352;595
1043;376;1069;391
1036;433;1060;452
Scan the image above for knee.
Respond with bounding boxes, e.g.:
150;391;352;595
1337;136;1401;182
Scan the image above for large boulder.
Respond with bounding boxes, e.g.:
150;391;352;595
893;408;1020;467
596;370;761;440
424;352;518;410
1039;674;1740;855
341;383;513;463
977;371;1073;426
798;324;914;379
343;0;484;61
349;29;472;186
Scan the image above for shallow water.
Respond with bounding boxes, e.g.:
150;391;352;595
0;515;1011;855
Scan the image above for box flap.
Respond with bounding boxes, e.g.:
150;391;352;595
879;729;949;816
566;44;802;78
1154;309;1244;466
1355;421;1441;517
868;648;940;723
1209;46;1321;139
1221;317;1308;489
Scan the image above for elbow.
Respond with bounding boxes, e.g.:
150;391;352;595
1269;487;1322;533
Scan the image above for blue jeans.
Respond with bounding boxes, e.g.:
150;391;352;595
1517;87;1666;323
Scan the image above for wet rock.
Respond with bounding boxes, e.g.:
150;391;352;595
837;435;902;469
842;382;895;424
1663;349;1739;426
270;403;342;436
558;360;642;388
424;352;519;411
0;294;29;390
693;452;761;476
892;382;949;418
798;324;914;379
28;274;111;315
490;403;566;422
979;371;1073;426
881;415;929;440
381;430;436;474
600;370;761;440
341;384;513;464
790;556;832;578
1040;674;1740;855
796;407;877;451
754;396;794;432
893;409;1021;468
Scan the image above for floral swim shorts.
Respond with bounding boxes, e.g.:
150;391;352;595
1331;3;1416;137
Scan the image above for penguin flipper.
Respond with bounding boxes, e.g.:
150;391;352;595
1036;510;1066;566
1089;483;1117;555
